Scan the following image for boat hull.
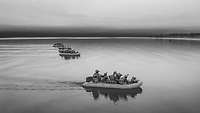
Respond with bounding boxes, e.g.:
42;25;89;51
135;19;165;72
59;53;80;56
82;81;143;89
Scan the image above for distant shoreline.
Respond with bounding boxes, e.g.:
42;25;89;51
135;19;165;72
0;37;200;41
0;27;200;39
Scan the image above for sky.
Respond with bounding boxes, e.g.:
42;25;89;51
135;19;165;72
0;0;200;29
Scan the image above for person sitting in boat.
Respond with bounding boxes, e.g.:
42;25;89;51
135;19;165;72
124;74;129;84
119;75;124;84
114;72;122;84
93;70;100;77
112;71;117;77
119;74;129;84
101;72;108;82
93;70;101;82
109;74;116;84
110;71;117;83
131;76;138;83
116;72;122;80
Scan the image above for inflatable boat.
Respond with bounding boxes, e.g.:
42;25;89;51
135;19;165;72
52;43;64;48
82;81;143;89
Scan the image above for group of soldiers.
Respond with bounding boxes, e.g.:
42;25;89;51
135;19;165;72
89;70;138;84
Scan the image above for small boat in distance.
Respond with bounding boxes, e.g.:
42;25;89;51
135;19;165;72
58;45;80;56
52;42;64;48
52;42;80;57
82;70;143;89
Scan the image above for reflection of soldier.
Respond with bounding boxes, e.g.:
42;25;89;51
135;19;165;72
92;91;99;100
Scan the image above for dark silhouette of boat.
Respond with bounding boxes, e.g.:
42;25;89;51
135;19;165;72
52;43;64;48
58;45;80;56
59;54;80;60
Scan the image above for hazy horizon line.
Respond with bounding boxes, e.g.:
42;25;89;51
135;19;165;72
1;37;200;41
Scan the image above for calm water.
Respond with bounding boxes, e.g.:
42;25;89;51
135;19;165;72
0;38;200;113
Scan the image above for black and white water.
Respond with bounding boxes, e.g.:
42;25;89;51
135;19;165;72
0;38;200;113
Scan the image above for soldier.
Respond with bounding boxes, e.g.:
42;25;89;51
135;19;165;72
93;70;101;82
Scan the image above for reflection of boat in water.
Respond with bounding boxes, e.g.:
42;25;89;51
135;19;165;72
82;81;143;89
59;54;80;60
83;87;143;103
82;78;143;102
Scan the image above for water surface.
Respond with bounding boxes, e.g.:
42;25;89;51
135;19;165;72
0;38;200;113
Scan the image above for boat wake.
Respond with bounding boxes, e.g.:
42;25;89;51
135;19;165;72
0;81;84;91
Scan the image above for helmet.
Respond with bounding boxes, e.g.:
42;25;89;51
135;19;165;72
95;70;100;73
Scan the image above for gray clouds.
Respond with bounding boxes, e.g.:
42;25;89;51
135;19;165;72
0;0;200;28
